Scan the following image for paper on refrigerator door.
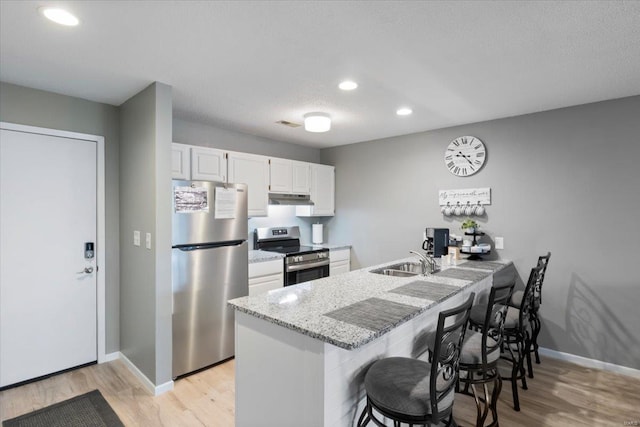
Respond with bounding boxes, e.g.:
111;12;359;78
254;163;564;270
174;186;209;213
214;187;237;219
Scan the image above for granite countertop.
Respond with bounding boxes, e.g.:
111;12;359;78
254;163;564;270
248;250;284;264
229;257;511;350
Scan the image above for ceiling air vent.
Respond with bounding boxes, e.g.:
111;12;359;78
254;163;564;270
276;120;301;128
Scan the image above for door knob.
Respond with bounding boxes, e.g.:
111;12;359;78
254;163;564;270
77;267;94;274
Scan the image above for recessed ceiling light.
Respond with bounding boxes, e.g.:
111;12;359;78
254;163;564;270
39;7;79;26
338;81;358;91
396;108;413;116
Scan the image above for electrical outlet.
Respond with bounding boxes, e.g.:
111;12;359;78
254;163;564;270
495;237;504;250
145;232;151;249
133;230;140;246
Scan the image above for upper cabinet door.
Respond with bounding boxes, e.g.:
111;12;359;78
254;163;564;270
269;158;292;193
270;159;310;194
191;146;227;182
228;152;270;217
291;161;311;195
296;164;335;217
171;143;191;180
311;164;335;216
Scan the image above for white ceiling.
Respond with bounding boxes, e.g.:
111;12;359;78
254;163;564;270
1;1;639;148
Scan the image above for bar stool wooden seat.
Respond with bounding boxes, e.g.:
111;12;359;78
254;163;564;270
357;294;475;427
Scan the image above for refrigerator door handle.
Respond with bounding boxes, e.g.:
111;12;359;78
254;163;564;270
174;240;246;251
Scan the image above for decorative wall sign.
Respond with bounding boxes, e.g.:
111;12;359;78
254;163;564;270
439;188;490;216
439;188;491;206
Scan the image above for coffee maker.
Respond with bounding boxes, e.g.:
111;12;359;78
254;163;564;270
423;228;449;257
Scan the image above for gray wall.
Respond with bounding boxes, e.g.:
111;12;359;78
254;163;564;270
321;96;640;370
0;81;121;353
119;82;173;386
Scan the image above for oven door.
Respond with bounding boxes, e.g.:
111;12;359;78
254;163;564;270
284;260;330;286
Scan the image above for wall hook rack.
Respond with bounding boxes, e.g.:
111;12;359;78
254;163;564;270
439;187;490;216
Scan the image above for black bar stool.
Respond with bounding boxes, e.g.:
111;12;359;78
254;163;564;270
509;252;551;378
357;293;475;427
459;280;515;426
499;265;542;411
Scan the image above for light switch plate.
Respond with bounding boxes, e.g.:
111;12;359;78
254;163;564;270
495;237;504;250
145;232;151;249
133;230;140;246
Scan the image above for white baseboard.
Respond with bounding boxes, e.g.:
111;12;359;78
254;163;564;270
103;352;120;362
539;347;640;379
117;352;174;396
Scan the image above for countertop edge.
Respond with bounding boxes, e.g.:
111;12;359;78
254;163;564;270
248;250;285;264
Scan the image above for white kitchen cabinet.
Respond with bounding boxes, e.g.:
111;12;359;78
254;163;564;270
296;164;335;217
191;146;227;182
228;152;270;217
270;159;310;194
269;158;292;193
292;161;311;194
249;259;283;296
171;143;191;179
329;248;350;276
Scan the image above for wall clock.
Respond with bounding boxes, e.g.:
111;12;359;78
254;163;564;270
444;136;486;176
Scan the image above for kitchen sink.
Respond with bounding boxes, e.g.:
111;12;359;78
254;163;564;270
370;262;423;277
386;262;423;273
373;269;420;277
370;261;440;277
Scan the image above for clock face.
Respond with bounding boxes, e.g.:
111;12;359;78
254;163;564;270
444;136;486;176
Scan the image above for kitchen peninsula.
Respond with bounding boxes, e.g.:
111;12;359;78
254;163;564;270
228;257;513;427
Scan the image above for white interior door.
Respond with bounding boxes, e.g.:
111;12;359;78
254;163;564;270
0;128;97;388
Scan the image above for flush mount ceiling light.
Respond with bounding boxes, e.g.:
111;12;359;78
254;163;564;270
303;112;331;133
338;80;358;91
39;7;79;26
396;107;413;116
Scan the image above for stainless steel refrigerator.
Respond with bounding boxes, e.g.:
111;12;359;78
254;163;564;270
171;180;248;378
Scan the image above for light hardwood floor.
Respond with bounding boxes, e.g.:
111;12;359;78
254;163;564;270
1;357;638;426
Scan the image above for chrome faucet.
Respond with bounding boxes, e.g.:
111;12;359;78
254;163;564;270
409;250;437;275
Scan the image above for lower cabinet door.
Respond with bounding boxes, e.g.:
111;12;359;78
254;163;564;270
249;274;283;296
330;260;350;276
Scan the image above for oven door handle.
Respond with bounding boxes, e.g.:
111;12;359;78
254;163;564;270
286;259;330;272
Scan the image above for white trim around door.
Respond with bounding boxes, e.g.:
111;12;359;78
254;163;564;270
0;121;107;364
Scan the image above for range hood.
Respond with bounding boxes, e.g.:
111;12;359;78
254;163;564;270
268;193;314;206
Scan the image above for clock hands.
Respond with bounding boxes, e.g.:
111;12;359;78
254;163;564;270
456;151;474;166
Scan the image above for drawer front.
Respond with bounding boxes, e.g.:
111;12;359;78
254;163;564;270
329;248;350;262
249;259;283;278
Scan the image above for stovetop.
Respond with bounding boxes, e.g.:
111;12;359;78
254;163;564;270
254;226;328;258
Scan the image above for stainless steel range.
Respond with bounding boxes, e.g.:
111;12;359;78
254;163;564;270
254;226;329;286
